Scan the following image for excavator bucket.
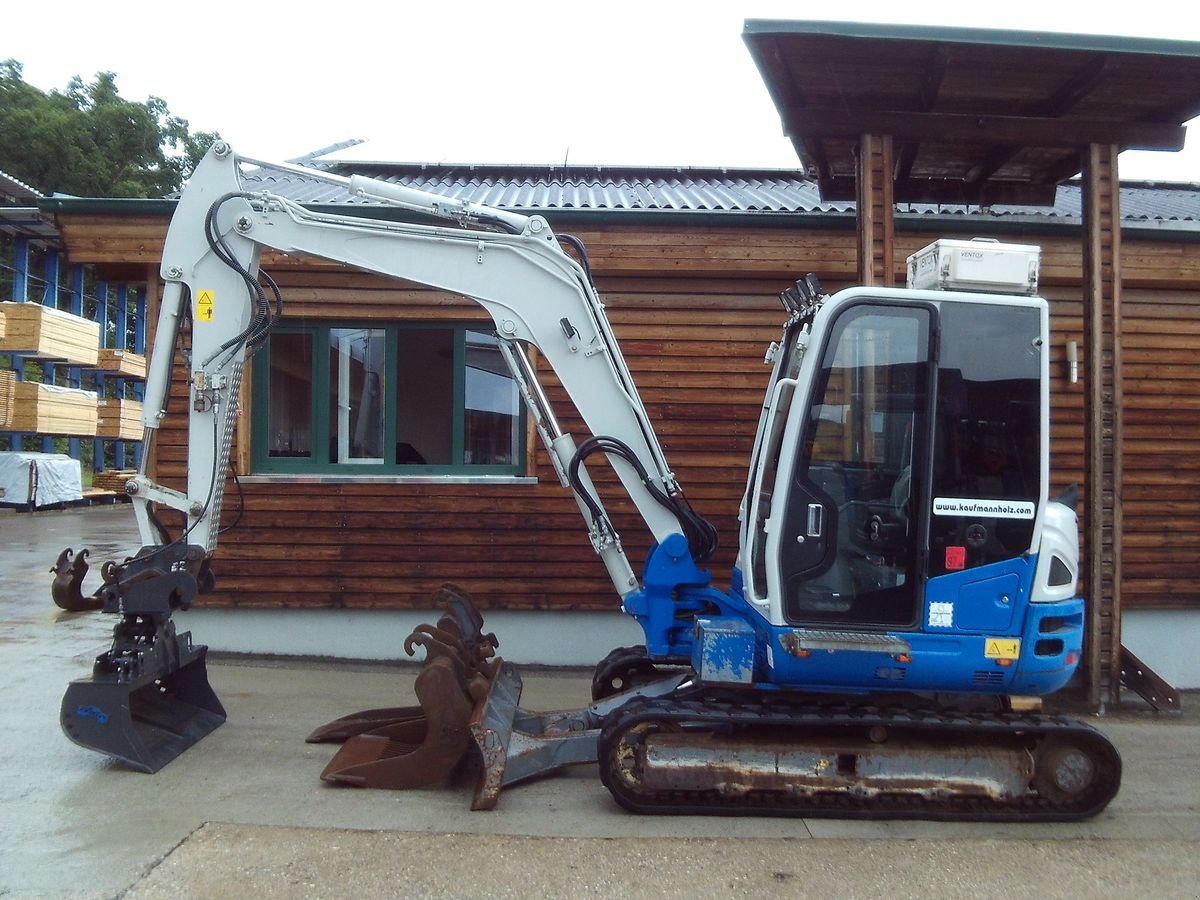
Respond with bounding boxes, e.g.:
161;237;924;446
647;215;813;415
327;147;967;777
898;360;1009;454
61;639;225;773
311;585;499;789
56;545;226;773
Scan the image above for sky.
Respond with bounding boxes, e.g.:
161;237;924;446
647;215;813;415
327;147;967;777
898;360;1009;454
4;0;1200;182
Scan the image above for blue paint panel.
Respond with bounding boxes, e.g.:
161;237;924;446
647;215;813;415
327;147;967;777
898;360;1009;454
1010;598;1085;695
634;545;1083;698
924;556;1035;634
692;616;756;684
955;573;1019;632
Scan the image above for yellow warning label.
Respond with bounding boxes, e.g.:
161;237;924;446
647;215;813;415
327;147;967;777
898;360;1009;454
984;638;1021;660
196;289;215;322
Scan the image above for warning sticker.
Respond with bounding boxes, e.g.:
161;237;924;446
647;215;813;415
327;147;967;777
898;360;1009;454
933;497;1035;520
928;601;954;629
985;638;1021;660
196;289;215;322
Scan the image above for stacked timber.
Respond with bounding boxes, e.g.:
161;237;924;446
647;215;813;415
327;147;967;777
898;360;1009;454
95;349;147;379
96;398;144;440
0;304;5;340
0;369;13;429
92;469;137;492
0;301;100;366
10;383;98;435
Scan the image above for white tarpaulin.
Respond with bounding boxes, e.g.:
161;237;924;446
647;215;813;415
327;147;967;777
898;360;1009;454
0;452;83;506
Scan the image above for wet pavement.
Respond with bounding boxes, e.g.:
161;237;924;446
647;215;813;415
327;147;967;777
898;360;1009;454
1;505;1198;898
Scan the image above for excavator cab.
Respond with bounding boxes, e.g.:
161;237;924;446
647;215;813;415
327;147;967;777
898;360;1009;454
737;278;1075;698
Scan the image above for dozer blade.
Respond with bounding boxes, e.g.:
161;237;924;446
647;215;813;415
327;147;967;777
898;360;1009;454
61;645;226;774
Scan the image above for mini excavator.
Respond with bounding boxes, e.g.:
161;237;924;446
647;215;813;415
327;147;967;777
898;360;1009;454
55;143;1120;820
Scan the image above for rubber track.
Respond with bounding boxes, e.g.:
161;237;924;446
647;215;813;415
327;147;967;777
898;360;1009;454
598;694;1122;821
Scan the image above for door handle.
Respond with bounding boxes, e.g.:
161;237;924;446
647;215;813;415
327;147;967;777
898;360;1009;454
807;503;824;538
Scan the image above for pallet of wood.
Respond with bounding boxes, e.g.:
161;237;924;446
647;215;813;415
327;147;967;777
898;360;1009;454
94;349;148;380
9;383;98;435
91;469;138;493
0;304;6;341
0;301;100;367
96;398;145;441
0;369;13;429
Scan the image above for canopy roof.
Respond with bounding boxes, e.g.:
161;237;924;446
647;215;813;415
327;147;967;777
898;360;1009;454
743;20;1200;205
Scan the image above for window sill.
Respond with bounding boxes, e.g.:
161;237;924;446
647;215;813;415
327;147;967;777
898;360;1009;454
240;474;538;486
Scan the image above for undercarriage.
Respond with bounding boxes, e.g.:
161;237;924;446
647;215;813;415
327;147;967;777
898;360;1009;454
309;587;1122;821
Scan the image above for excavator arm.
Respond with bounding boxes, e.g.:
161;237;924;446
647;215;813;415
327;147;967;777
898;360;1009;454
136;142;713;597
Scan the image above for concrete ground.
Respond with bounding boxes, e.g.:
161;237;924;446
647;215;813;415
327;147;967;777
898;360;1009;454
2;505;1198;898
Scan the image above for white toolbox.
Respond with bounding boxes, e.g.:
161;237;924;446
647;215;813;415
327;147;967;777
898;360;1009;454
906;238;1040;295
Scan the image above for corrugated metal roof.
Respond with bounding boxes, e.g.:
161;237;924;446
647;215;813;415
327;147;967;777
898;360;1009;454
240;161;1200;229
0;168;42;205
244;163;835;213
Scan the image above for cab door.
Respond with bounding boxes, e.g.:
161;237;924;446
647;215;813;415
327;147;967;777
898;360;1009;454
778;303;933;628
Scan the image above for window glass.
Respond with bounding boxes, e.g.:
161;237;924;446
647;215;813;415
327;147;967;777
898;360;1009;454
254;324;524;474
464;330;520;465
329;328;386;464
783;305;930;628
267;332;313;458
396;328;454;465
929;302;1041;574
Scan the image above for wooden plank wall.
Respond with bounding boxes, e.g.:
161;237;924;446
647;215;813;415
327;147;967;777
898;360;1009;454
151;267;792;611
55;213;1200;616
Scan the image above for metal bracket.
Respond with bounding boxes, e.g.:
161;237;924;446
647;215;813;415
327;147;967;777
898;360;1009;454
1119;644;1181;712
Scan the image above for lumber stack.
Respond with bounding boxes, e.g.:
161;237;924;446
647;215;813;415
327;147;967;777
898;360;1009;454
95;349;148;379
0;369;13;429
0;301;100;367
96;398;145;440
0;304;5;341
10;383;98;435
92;469;138;492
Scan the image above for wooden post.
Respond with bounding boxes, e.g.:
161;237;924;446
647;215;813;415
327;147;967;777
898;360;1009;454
856;134;895;287
1080;143;1123;709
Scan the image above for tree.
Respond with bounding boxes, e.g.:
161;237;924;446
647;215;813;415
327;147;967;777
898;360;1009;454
0;59;217;198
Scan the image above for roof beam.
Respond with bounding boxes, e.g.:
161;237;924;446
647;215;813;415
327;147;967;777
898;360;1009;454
1040;54;1119;116
896;45;951;182
965;54;1121;185
819;174;1059;206
786;107;1185;150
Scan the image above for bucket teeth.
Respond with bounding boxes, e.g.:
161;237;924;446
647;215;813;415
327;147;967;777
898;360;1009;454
51;548;103;612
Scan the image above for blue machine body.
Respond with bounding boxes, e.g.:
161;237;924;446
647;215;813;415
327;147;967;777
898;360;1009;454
621;284;1085;700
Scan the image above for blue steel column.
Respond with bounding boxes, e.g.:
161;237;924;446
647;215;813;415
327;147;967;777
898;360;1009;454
132;285;147;468
40;249;59;454
114;283;128;469
7;236;29;451
67;265;85;459
93;281;108;473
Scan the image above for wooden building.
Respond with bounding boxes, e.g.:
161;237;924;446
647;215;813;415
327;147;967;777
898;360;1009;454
43;162;1200;694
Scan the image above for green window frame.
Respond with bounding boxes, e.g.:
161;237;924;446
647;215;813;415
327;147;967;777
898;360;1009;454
251;323;526;475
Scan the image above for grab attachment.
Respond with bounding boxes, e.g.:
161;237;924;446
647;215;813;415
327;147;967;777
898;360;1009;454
310;585;498;789
312;584;690;808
